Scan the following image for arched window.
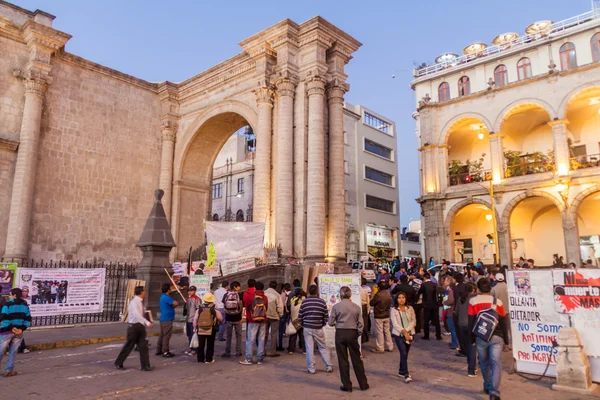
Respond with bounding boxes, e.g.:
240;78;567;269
494;65;508;87
517;57;532;80
559;42;577;70
212;214;219;221
438;82;450;102
236;209;244;222
592;33;600;62
458;76;470;97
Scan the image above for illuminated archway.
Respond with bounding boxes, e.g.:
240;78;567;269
445;117;492;186
564;85;600;171
575;190;600;267
449;203;496;263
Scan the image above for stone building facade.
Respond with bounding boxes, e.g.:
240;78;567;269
411;9;600;267
0;1;361;263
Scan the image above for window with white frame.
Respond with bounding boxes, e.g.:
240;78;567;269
366;195;394;213
364;112;390;134
365;166;393;186
364;139;392;160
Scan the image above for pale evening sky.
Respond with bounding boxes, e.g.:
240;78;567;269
13;0;590;227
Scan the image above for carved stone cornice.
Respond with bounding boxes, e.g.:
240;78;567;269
306;74;326;97
21;20;71;76
0;137;20;153
22;73;50;97
254;85;275;107
275;75;297;98
326;84;345;105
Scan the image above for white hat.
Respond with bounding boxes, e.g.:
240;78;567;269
495;273;505;282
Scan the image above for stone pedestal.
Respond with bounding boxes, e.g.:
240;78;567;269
552;327;600;396
137;189;176;312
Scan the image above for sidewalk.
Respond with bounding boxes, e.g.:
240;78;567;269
25;321;185;351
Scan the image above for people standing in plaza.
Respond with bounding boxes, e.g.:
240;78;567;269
240;281;268;365
287;288;306;354
390;292;416;383
455;282;477;376
419;272;441;340
222;281;243;358
213;281;228;342
278;282;292;351
452;272;468;355
184;286;201;356
409;273;423;335
194;292;223;364
370;281;393;353
156;283;178;358
469;278;509;400
264;280;283;357
442;275;459;351
328;286;368;392
115;286;152;371
359;278;370;342
490;272;510;351
298;284;333;374
0;288;31;377
392;274;416;306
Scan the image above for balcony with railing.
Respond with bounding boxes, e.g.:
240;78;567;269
571;153;600;170
449;168;493;186
504;151;555;177
414;10;600;78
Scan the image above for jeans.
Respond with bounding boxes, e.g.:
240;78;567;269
186;322;197;351
392;334;411;376
265;318;279;355
224;321;242;356
245;322;266;362
303;328;332;373
0;333;23;372
458;325;477;373
476;335;503;396
217;308;226;340
278;313;288;348
446;314;459;349
374;318;394;351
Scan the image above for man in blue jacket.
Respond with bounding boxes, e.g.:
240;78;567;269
0;288;31;377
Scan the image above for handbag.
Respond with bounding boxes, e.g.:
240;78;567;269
285;321;297;335
291;318;302;331
399;308;414;345
189;332;199;348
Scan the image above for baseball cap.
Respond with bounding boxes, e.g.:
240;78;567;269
188;286;197;291
495;273;505;282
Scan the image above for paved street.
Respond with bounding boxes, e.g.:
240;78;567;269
4;329;579;400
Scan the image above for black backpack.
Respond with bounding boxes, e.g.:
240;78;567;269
472;298;500;342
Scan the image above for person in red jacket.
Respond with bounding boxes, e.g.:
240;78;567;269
240;280;268;365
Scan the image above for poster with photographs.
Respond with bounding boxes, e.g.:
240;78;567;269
16;268;106;316
0;263;18;297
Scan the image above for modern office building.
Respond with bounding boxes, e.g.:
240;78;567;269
411;8;600;267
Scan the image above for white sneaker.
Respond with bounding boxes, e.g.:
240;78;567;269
405;375;412;383
239;360;253;365
23;349;30;354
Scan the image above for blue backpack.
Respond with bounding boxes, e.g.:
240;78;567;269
472;297;499;342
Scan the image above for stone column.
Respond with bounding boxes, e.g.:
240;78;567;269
496;222;512;268
563;214;581;264
549;120;570;176
327;84;346;259
489;133;505;183
158;122;176;221
253;86;274;243
306;76;326;258
274;79;295;256
420;146;437;194
3;76;48;260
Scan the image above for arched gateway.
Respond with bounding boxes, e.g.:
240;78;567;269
0;6;361;264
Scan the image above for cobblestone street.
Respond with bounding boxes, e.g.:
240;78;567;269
4;329;579;400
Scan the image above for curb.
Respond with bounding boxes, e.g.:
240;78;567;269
28;329;183;351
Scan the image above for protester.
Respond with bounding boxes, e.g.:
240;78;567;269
552;254;564;268
419;272;441;340
438;260;451;282
194;292;222;364
184;286;202;356
328;286;368;392
469;278;510;400
452;272;467;355
156;283;178;357
370;281;393;353
359;278;370;343
442;275;459;350
213;281;228;342
526;259;535;269
222;281;243;358
490;272;510;351
409;273;423;335
241;281;268;365
278;283;292;351
0;288;31;377
264;280;283;357
298;284;333;374
392;275;416;307
287;288;306;355
391;292;416;383
455;282;477;376
428;256;435;268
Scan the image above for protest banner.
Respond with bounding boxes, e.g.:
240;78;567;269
0;263;18;295
316;263;334;274
264;247;278;264
221;257;256;277
16;268;106;317
190;261;205;275
205;222;265;262
318;274;361;348
190;275;212;299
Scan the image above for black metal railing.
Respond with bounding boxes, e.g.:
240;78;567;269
449;169;492;186
10;259;136;327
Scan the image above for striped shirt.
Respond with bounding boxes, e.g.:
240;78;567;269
0;298;31;334
298;296;328;330
468;294;509;342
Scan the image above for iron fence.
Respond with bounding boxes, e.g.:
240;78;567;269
12;259;136;327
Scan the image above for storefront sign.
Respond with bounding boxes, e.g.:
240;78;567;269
15;268;106;317
366;226;396;249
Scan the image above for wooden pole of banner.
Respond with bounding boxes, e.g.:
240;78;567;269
122;279;146;322
163;268;187;302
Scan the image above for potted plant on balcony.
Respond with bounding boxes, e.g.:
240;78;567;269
466;153;486;182
448;160;466;186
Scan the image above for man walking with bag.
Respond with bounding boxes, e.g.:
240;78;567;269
264;280;283;357
329;286;369;392
0;288;31;377
298;285;333;374
115;286;152;371
221;281;243;358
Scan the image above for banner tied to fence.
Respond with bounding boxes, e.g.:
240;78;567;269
205;222;264;262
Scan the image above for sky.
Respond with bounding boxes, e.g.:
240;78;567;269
12;0;591;227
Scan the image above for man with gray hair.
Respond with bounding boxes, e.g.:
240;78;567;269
328;286;369;392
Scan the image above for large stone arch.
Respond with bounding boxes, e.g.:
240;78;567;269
569;184;600;222
500;190;565;228
557;80;600;119
493;98;557;133
439;112;493;145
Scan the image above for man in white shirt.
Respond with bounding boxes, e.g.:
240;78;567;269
115;286;153;371
213;281;228;341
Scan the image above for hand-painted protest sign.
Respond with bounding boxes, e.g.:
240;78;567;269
318;274;361;348
221;257;255;276
16;268;105;317
190;275;212;299
0;263;18;296
553;269;600;313
264;247;278;264
316;263;335;274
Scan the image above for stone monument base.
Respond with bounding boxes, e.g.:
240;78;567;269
551;383;600;397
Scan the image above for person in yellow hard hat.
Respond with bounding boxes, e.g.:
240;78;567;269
193;292;223;364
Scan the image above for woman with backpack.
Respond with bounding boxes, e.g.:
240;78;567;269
390;292;416;383
286;288;306;355
455;282;477;376
193;292;223;364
